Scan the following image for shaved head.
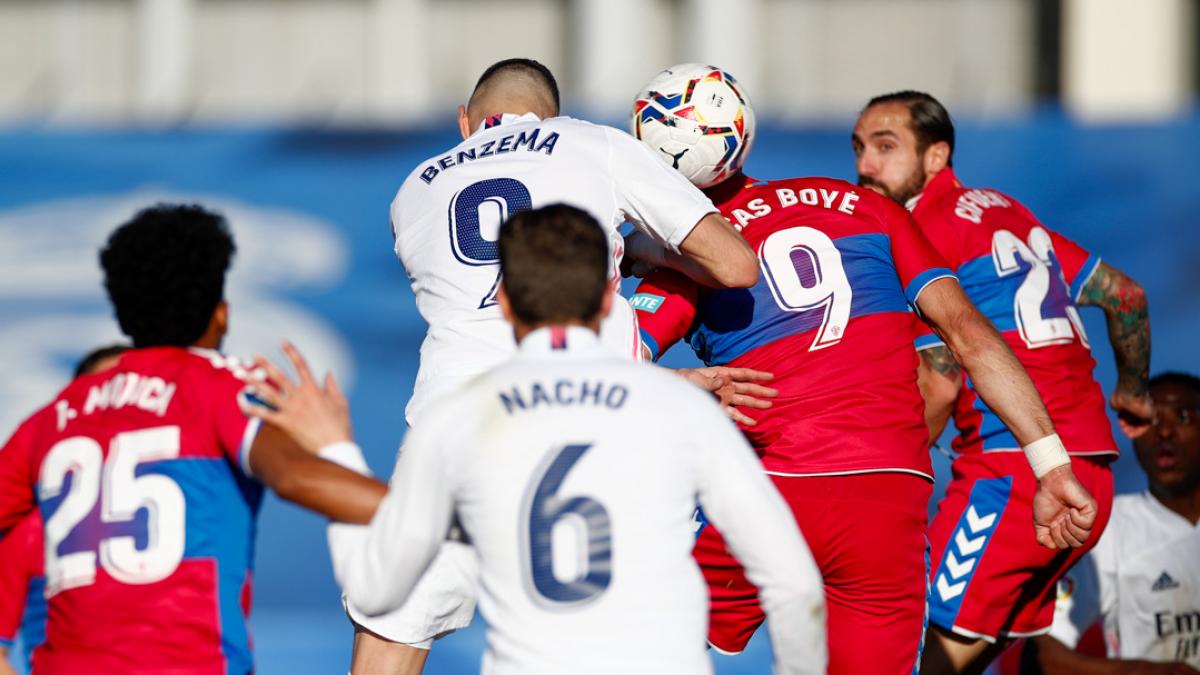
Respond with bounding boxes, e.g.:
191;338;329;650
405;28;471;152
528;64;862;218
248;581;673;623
461;58;560;135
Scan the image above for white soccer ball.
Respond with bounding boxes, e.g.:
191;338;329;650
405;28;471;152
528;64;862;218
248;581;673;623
630;63;756;189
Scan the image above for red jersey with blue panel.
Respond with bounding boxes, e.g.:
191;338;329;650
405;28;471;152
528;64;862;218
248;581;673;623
910;168;1116;458
634;175;954;675
912;168;1117;641
0;512;45;672
635;175;954;478
0;347;264;675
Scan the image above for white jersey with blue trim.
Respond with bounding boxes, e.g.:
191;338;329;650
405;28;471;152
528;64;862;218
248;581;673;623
329;326;826;675
1049;492;1200;665
390;113;716;426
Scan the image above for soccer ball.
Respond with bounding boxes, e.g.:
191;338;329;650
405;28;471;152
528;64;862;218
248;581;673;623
630;64;756;189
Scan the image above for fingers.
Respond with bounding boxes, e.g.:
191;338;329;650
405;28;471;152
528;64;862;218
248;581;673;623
1034;525;1056;550
246;382;284;410
1063;513;1090;547
1117;418;1150;440
730;395;773;410
724;405;758;427
253;355;295;395
732;382;779;398
281;341;318;390
717;367;775;382
1048;520;1069;549
326;372;349;408
1072;495;1097;521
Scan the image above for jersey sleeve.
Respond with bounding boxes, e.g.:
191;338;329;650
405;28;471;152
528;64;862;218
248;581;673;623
0;513;40;647
205;360;264;478
0;419;38;534
689;393;827;674
879;198;956;309
1052;230;1100;301
631;268;702;361
331;409;456;618
1047;552;1102;649
605;127;717;252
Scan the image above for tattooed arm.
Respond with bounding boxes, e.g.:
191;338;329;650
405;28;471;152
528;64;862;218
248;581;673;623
917;345;962;444
1077;261;1153;438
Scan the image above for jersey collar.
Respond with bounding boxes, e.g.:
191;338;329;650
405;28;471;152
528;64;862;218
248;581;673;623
1142;490;1200;530
471;112;542;137
909;167;961;211
518;325;605;357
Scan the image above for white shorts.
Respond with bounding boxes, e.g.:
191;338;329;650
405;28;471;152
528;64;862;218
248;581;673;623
345;540;480;647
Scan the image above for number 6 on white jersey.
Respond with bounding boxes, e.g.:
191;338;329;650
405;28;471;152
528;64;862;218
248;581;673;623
759;226;853;351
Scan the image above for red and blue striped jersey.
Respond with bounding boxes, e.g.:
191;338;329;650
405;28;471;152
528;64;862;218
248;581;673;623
0;511;44;672
634;176;955;478
910;169;1116;457
0;347;265;675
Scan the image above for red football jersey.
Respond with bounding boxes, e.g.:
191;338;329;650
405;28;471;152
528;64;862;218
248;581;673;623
0;347;265;675
0;511;42;657
910;169;1116;457
634;176;955;477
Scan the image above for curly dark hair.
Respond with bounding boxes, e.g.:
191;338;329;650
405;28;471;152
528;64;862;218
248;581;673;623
99;204;235;347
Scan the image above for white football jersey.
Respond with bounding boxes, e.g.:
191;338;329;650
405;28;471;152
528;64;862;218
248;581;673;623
330;326;826;675
1050;491;1200;665
390;113;716;425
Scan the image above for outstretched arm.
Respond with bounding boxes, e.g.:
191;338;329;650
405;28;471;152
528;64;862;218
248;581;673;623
245;343;387;524
1077;261;1153;438
625;213;758;288
916;277;1097;550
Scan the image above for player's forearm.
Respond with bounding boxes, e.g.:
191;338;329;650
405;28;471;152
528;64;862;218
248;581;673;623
668;213;759;288
944;315;1054;445
1079;263;1150;397
270;452;387;524
917;279;1055;447
1028;635;1154;675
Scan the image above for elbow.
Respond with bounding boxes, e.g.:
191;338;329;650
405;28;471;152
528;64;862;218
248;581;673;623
718;248;760;288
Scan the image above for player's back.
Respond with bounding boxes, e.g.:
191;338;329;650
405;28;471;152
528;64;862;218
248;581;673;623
431;329;726;674
643;176;952;478
17;347;263;675
391;113;710;423
911;169;1116;456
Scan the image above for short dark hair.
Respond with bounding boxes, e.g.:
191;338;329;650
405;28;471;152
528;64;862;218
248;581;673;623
100;204;235;348
499;204;608;325
865;90;955;167
474;58;560;112
1150;372;1200;396
74;344;130;377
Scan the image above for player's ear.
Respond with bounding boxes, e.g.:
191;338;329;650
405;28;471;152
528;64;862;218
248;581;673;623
497;283;514;324
214;302;229;338
458;105;471;140
598;290;613;321
924;141;951;175
197;301;229;350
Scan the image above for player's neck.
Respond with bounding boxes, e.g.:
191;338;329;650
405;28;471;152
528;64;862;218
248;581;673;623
513;320;599;344
1151;483;1200;525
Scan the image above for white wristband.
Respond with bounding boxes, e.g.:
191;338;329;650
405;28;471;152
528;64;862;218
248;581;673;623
318;441;373;477
1023;433;1070;479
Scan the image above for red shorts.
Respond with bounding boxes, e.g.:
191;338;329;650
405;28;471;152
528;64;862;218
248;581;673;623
694;472;933;675
927;453;1113;641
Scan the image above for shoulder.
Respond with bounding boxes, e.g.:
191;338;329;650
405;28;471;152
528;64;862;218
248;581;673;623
177;349;267;402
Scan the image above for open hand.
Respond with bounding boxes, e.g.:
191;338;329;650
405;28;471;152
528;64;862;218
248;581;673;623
677;366;777;426
246;341;352;454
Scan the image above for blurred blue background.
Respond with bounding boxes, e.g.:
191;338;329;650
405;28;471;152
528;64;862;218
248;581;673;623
1;109;1196;673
